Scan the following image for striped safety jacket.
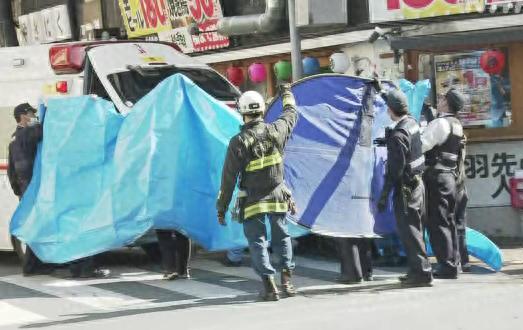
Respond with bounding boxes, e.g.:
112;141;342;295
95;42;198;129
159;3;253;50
216;92;298;221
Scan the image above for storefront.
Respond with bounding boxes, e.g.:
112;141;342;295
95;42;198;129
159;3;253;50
391;14;523;238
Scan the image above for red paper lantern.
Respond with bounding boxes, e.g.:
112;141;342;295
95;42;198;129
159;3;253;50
226;66;244;86
248;63;267;83
480;50;506;75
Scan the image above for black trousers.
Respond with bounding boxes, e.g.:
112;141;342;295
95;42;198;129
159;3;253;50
156;230;191;274
455;187;470;266
393;181;432;277
337;238;373;281
22;246;48;274
17;194;51;275
425;171;458;274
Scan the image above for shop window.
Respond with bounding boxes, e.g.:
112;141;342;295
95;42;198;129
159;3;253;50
433;49;511;129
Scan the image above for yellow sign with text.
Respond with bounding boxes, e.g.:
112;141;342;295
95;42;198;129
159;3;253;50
401;0;485;19
118;0;173;38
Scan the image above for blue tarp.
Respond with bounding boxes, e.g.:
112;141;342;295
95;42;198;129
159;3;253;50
11;74;247;263
399;79;431;121
266;75;395;237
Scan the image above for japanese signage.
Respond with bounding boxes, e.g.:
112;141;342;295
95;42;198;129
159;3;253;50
118;0;229;53
434;50;511;128
369;0;485;22
17;5;72;46
465;141;523;207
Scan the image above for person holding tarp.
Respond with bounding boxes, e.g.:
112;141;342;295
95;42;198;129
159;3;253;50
375;86;433;287
421;88;466;279
8;103;54;276
8;102;109;279
216;85;299;301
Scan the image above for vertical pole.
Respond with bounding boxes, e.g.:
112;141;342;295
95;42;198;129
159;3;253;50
288;0;302;81
0;0;18;47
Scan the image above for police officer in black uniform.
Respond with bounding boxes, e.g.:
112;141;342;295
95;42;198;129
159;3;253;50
422;88;466;279
217;85;298;301
8;103;53;276
376;89;433;286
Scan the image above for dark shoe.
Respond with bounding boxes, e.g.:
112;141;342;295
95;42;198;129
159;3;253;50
401;276;433;287
162;272;179;280
73;268;111;279
398;274;409;282
281;269;297;297
178;269;191;279
260;275;280;301
433;271;458;279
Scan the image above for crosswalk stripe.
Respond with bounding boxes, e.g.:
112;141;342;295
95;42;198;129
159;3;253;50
0;275;151;311
0;301;46;327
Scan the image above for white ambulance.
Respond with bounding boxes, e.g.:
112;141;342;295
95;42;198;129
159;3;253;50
0;41;240;257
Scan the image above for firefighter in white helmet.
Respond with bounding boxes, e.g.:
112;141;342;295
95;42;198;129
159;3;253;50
216;85;299;301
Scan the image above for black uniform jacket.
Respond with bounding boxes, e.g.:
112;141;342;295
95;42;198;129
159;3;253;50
8;124;43;196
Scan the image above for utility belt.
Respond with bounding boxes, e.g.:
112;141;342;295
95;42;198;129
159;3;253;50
231;184;297;222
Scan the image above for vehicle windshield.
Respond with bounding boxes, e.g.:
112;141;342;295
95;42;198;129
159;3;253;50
107;66;239;106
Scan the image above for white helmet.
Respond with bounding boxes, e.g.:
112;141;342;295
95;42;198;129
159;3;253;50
237;91;266;116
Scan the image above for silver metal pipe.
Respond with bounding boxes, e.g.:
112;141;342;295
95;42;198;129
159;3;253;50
288;0;302;81
216;0;285;36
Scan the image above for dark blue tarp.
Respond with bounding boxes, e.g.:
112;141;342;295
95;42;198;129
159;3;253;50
266;75;396;237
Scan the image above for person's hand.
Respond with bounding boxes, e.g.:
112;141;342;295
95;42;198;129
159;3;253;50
371;77;383;93
278;83;292;95
218;211;226;226
377;194;388;213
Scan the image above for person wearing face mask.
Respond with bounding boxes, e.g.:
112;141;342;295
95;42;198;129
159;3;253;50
8;103;53;276
421;88;466;279
375;88;433;287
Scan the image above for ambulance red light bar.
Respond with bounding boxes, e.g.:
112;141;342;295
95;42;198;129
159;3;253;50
49;44;87;74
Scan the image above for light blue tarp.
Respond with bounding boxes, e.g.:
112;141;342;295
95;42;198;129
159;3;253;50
399;79;431;121
11;74;247;263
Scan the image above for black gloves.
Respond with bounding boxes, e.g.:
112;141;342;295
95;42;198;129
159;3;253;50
278;83;292;95
371;77;383;94
373;127;391;147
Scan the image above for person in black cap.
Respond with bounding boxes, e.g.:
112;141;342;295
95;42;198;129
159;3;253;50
8;103;53;276
8;103;110;278
421;88;466;279
375;87;433;287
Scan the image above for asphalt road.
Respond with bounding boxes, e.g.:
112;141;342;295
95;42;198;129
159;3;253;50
1;249;522;330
